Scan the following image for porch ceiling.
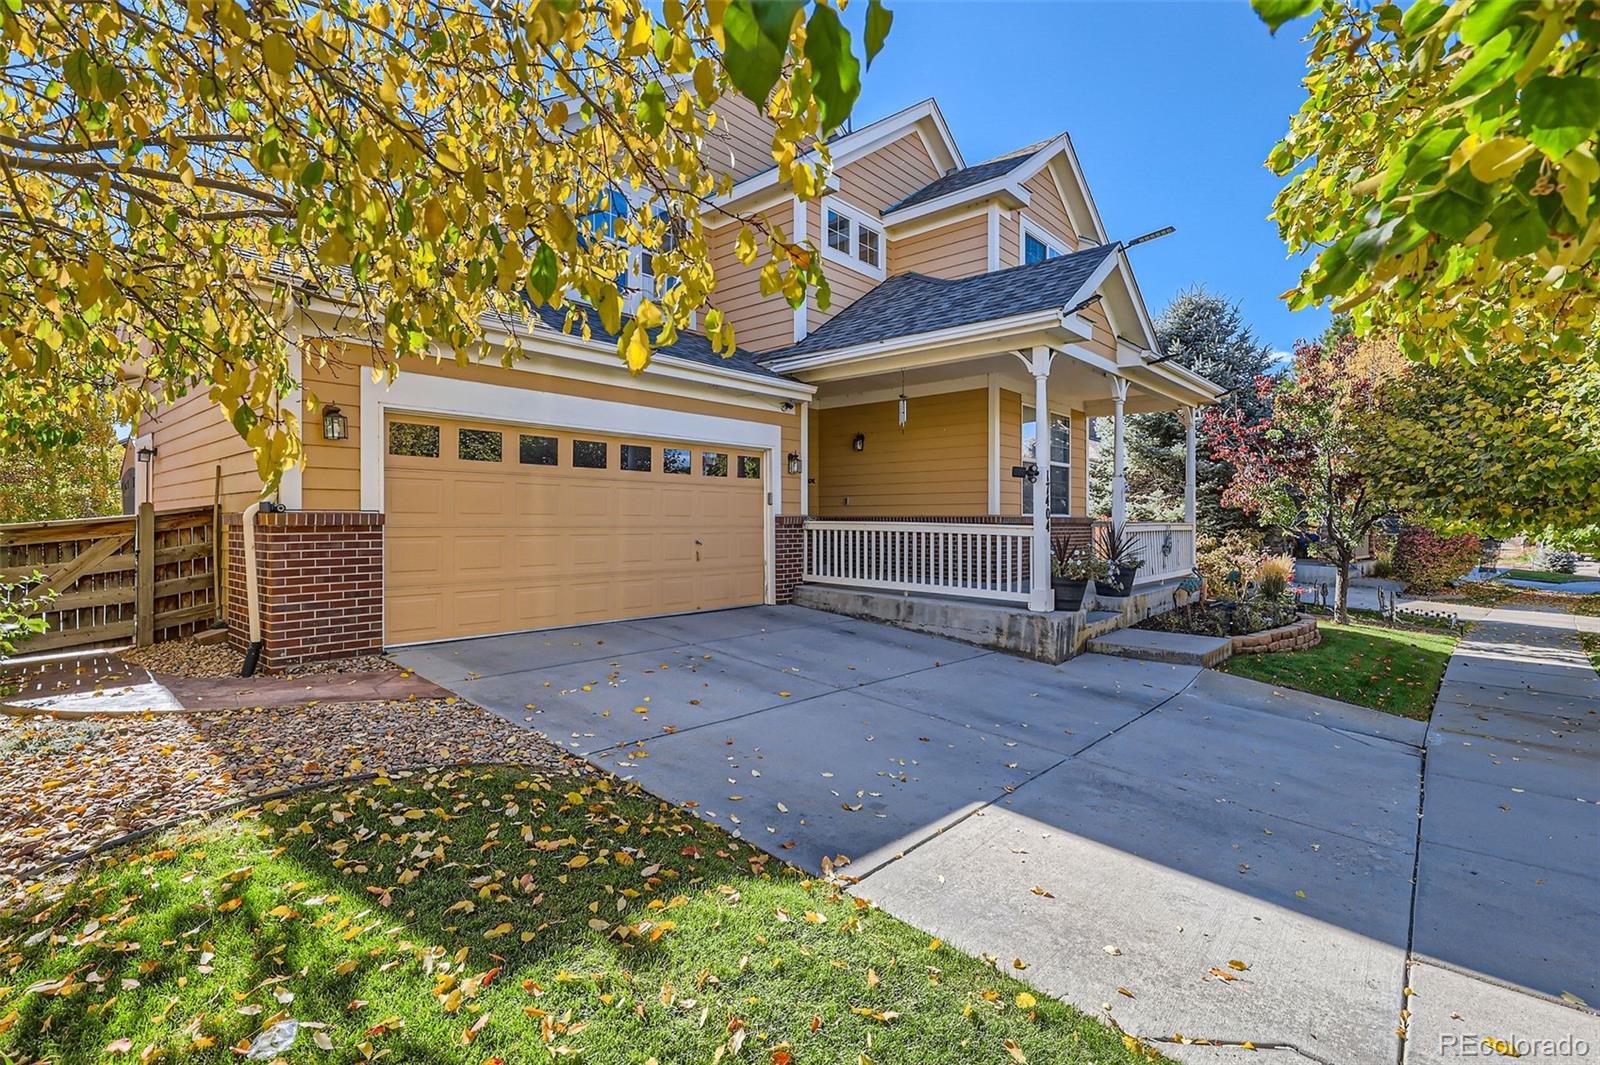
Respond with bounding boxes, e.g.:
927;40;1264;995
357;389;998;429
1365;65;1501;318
808;352;1196;415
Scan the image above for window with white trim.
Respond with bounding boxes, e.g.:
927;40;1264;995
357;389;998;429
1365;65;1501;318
1021;404;1071;517
1020;215;1064;265
820;198;886;279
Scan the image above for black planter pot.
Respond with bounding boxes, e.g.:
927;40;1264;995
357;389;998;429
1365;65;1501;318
1051;577;1089;611
1095;565;1139;598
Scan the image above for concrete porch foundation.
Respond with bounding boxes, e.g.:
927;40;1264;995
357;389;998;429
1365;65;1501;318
790;578;1193;663
789;584;1085;663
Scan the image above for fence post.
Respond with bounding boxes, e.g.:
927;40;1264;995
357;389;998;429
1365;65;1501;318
135;501;155;646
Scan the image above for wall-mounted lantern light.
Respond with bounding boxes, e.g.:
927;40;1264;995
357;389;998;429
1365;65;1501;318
321;403;349;441
136;445;157;463
786;452;801;475
852;433;866;452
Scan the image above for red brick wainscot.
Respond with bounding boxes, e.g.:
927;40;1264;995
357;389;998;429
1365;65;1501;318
225;510;384;671
1229;615;1320;657
775;515;804;604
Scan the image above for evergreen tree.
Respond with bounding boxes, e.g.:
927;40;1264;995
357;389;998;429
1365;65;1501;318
1089;288;1274;534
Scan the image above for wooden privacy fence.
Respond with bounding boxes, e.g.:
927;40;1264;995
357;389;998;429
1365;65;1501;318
0;503;221;655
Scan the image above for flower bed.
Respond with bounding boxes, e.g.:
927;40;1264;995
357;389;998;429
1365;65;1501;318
1135;599;1300;638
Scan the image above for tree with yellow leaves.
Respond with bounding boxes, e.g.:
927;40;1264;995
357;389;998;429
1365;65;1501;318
0;0;889;490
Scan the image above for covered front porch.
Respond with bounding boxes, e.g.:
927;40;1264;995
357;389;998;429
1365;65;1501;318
764;253;1221;633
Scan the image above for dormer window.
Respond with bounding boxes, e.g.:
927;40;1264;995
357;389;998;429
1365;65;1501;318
1021;215;1064;265
821;198;886;280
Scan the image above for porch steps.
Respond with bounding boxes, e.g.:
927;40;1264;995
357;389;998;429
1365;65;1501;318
1086;628;1232;668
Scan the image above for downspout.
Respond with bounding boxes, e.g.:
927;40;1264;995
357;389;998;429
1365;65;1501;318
240;500;286;676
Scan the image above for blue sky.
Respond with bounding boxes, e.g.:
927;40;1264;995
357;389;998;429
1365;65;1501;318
842;0;1327;356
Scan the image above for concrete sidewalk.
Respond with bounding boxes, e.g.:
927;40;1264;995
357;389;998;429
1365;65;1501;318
1405;604;1600;1063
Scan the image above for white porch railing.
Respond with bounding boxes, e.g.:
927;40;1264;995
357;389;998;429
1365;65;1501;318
1098;521;1196;586
802;520;1035;605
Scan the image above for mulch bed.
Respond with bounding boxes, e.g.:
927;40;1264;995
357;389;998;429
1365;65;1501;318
0;697;579;895
118;636;394;679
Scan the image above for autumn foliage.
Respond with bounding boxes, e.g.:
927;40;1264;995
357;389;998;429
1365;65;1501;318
1391;526;1482;595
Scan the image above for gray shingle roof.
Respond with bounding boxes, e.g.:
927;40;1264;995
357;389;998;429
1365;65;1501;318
759;242;1116;362
883;143;1045;214
526;302;784;379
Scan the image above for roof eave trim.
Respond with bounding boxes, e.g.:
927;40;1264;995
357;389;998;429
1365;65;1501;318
763;307;1069;374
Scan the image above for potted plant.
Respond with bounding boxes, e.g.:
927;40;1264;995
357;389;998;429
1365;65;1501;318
1051;543;1105;611
1095;523;1144;597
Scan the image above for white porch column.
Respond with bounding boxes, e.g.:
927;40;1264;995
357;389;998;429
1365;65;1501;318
1181;405;1197;526
1016;346;1055;612
1110;375;1129;528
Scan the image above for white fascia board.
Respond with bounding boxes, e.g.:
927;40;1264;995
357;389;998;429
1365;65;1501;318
1108;247;1161;352
764;308;1064;375
1148;358;1226;401
1057;342;1120;377
880;177;1030;228
294;294;812;404
1057;246;1123;320
885;199;1002;240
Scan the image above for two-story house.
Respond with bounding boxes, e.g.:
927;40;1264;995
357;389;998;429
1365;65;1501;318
131;96;1221;669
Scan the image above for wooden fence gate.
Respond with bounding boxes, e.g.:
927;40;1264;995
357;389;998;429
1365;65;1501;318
0;503;220;656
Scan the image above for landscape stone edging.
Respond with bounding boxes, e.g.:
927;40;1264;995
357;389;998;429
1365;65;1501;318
1228;615;1321;657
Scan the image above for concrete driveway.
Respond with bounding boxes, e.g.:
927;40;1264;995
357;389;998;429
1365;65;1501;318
395;604;1598;1065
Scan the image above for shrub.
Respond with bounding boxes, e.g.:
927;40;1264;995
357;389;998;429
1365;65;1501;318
1255;555;1295;601
1529;542;1579;574
1197;531;1263;599
1392;527;1482;593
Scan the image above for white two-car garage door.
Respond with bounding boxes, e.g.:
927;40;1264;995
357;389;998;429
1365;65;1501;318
383;414;768;645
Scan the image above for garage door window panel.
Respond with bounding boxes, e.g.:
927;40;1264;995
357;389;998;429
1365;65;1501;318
519;434;558;466
459;428;503;462
664;447;691;475
737;456;761;479
621;444;652;472
389;422;440;458
703;452;728;477
573;440;607;468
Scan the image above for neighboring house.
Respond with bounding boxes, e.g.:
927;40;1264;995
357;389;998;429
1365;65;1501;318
132;97;1220;667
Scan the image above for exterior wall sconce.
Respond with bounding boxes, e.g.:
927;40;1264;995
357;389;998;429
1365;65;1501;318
786;452;801;475
136;445;157;463
852;433;866;452
321;403;349;441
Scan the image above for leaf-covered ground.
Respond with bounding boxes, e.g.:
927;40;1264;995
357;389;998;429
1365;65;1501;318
0;701;577;892
0;768;1163;1064
1220;621;1458;719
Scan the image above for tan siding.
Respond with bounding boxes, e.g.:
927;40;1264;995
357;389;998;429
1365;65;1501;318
1071;410;1088;516
704;94;777;183
890;214;989;279
1021;168;1079;252
814;389;988;516
833;133;942;214
301;344;365;510
302;345;803;515
143;389;264;512
1080;302;1119;360
998;208;1022;269
708;210;796;353
998;390;1022;516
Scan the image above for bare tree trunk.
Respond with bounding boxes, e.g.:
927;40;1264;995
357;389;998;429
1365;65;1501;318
1334;546;1353;625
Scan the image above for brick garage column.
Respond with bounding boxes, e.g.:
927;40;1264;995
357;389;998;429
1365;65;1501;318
225;510;384;671
774;515;803;604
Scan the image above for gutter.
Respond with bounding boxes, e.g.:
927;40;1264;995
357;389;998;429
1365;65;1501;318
239;500;286;677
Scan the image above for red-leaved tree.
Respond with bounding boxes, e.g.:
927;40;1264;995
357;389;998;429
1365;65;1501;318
1204;336;1391;623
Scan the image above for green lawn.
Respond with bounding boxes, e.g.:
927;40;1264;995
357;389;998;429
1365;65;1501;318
1221;621;1458;719
1503;569;1590;584
0;768;1163;1064
1581;632;1600;675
